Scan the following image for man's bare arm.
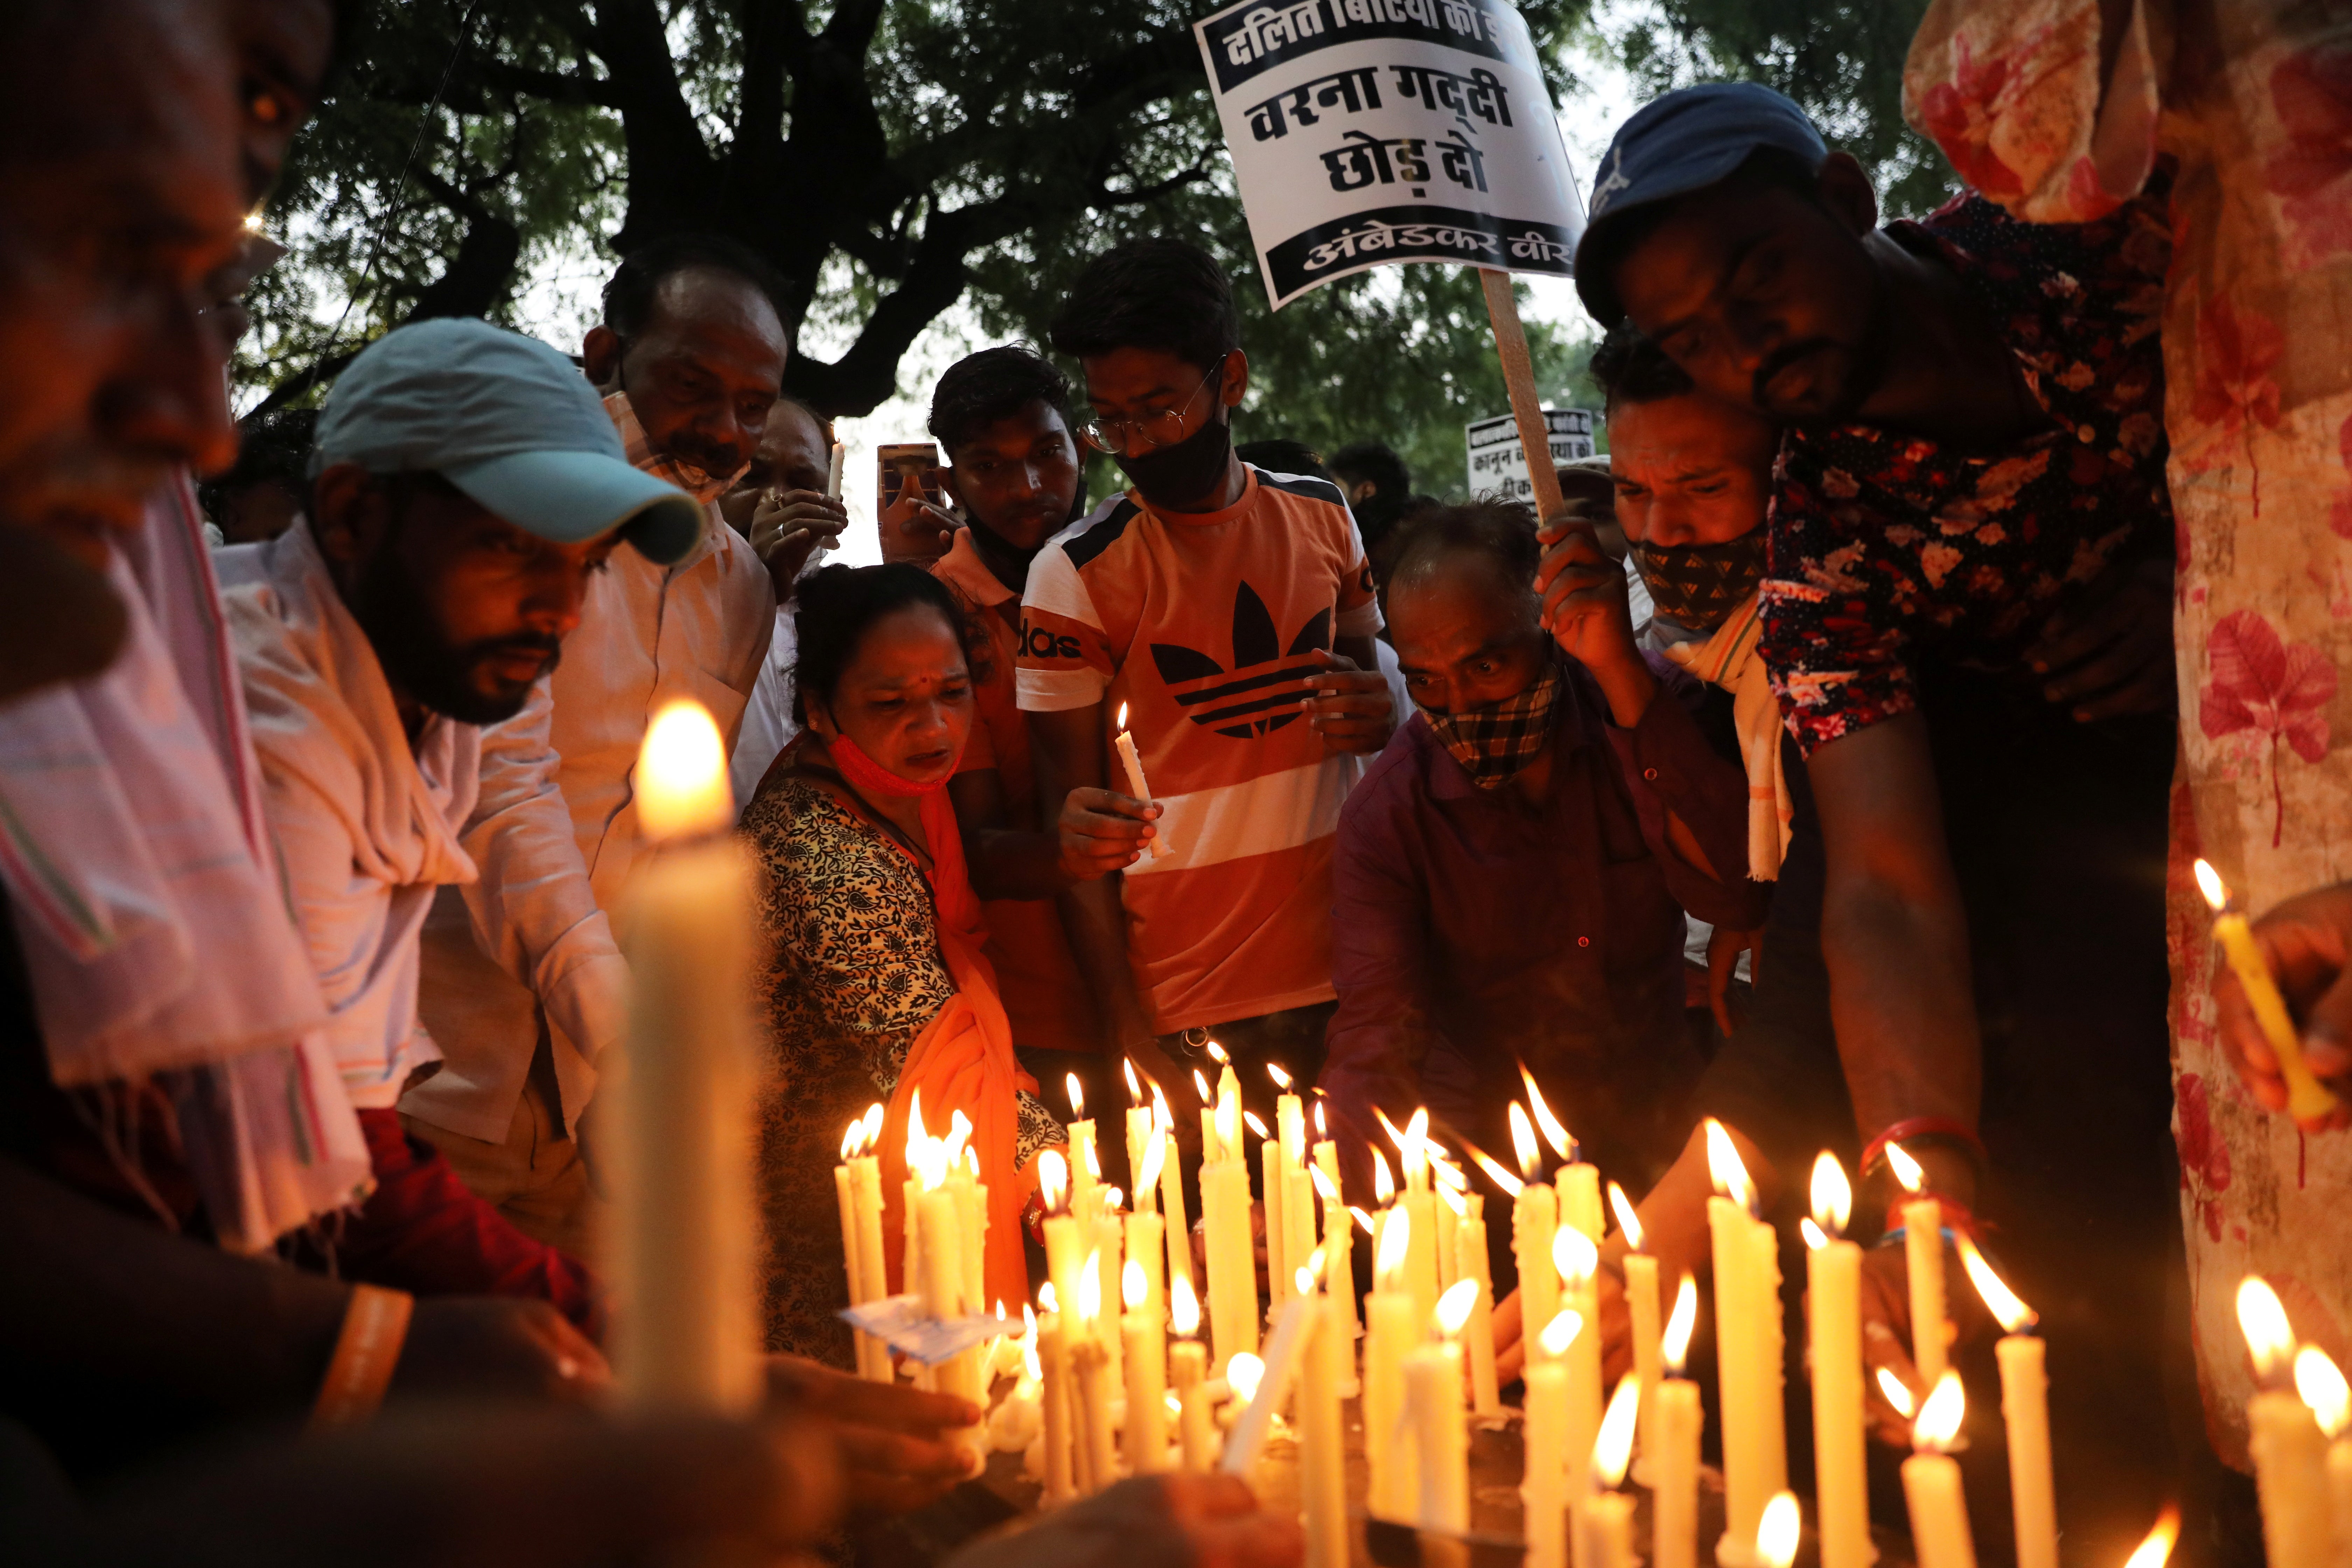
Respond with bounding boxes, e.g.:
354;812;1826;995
1807;713;1982;1203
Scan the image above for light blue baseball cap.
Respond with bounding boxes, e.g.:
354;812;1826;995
310;317;703;565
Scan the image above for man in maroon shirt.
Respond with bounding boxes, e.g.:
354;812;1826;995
1317;500;1765;1245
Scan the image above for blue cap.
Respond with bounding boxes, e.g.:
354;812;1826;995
1574;83;1828;327
310;317;702;565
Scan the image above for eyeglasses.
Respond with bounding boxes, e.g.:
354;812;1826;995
1077;355;1228;455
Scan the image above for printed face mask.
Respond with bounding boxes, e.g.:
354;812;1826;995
1421;656;1562;788
604;389;746;506
1628;531;1769;632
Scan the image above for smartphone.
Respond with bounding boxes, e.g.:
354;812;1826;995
876;441;955;564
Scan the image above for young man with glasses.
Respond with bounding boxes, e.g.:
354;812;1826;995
1020;239;1393;1125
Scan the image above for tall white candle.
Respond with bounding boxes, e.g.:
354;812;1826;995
1254;1111;1290;1309
1038;1306;1076;1504
1459;1197;1499;1415
1125;1062;1158;1214
610;700;761;1414
1124;1258;1169;1474
1652;1273;1701;1568
1066;1073;1099;1218
1072;1249;1119;1494
1902;1374;1978;1568
1957;1234;2053;1568
1299;1281;1348;1568
1800;1155;1870;1568
1507;1106;1560;1366
1364;1212;1420;1521
1704;1120;1785;1565
825;440;845;498
1170;1274;1215;1472
1885;1143;1949;1389
1203;1092;1257;1374
2294;1348;2352;1568
1312;1143;1359;1378
1523;1312;1580;1568
1154;1098;1192;1290
1575;1375;1642;1568
1114;704;1171;858
2244;1277;2331;1568
1406;1281;1477;1533
834;1125;883;1381
1554;1226;1604;1499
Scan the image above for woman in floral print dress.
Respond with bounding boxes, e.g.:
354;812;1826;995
743;564;1061;1366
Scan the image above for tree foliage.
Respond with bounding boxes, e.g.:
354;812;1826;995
248;0;1938;500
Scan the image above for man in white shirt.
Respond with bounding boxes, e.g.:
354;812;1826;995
220;315;701;1318
408;236;796;1259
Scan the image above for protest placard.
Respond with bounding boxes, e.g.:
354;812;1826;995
1465;407;1595;502
1194;0;1589;514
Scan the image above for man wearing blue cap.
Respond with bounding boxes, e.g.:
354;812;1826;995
218;316;702;1325
1564;83;2191;1557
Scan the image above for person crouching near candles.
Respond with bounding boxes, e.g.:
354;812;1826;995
925;346;1160;1133
724;395;848;803
1316;497;1767;1264
744;563;1065;1364
216;316;709;1335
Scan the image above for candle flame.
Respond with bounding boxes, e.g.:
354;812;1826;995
1438;1183;1466;1218
1811;1152;1851;1238
1267;1063;1293;1091
863;1102;886;1147
1430;1154;1468;1192
1116;702;1130;730
941;1110;971;1167
1540;1310;1583;1358
1083;1139;1101;1180
1154;1086;1173;1134
1124;1258;1147;1310
1884;1141;1925;1194
1592;1373;1641;1487
1377;1205;1411;1279
1912;1371;1964;1452
1662;1274;1697;1373
966;1147;980;1179
1704;1119;1757;1214
1350;1205;1377;1237
1757;1492;1802;1568
1304;1245;1327;1284
1102;1185;1124;1212
1039;1281;1058;1314
1518;1065;1575;1161
1435;1278;1478;1337
1243;1110;1270;1142
1956;1235;2037;1333
2298;1346;2351;1437
2123;1505;2182;1568
1553;1225;1598;1287
1464;1142;1524;1198
1170;1272;1201;1336
1065;1073;1084;1120
1608;1181;1644;1252
1075;1248;1102;1324
1315;1101;1327;1137
1310;1164;1340;1204
635;700;731;840
1139;1130;1166;1191
2193;857;2229;912
1206;1039;1230;1065
1038;1149;1068;1214
1406;1106;1430;1148
1022;1306;1041;1381
1216;1090;1239;1155
1876;1366;1916;1419
909;1087;928;1147
1228;1351;1264;1404
1193;1068;1212;1103
841;1122;860;1160
2238;1275;2298;1381
1123;1057;1142;1104
1510;1102;1541;1180
1800;1217;1830;1251
1372;1147;1396;1205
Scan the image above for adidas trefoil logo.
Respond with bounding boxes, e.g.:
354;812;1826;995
1148;582;1332;740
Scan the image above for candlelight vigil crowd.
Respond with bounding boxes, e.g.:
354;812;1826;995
9;0;2352;1567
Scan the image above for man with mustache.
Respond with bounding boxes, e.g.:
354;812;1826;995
1571;85;2186;1552
219;316;706;1323
408;234;794;1262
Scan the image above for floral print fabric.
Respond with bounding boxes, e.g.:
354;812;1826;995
1904;0;2352;1465
1760;187;2174;757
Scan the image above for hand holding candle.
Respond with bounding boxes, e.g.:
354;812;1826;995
2198;859;2343;1122
1113;702;1171;859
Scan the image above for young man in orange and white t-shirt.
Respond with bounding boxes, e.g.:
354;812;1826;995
1021;239;1394;1115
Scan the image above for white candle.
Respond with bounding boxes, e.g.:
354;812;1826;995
1458;1197;1499;1415
2197;859;2339;1120
1957;1234;2052;1568
2245;1278;2331;1568
1155;1105;1192;1290
1604;1183;1662;1473
1364;1212;1420;1521
1523;1314;1579;1568
1652;1274;1701;1568
1114;703;1171;858
1902;1374;1977;1568
1312;1141;1359;1379
825;440;845;498
1126;1064;1158;1214
1256;1112;1290;1309
2296;1348;2352;1568
1072;1249;1119;1493
1298;1280;1348;1568
1885;1142;1949;1389
1704;1120;1786;1564
1066;1073;1098;1218
1506;1106;1560;1366
1203;1092;1257;1375
1575;1376;1642;1568
1038;1307;1076;1504
1557;1161;1602;1248
1124;1258;1170;1474
610;700;761;1414
1223;1253;1325;1474
834;1127;883;1381
1170;1274;1215;1472
1800;1155;1870;1568
1090;1200;1125;1392
1040;1152;1086;1331
1406;1281;1477;1533
1554;1227;1604;1502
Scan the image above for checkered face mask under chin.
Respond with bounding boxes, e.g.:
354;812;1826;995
1421;657;1562;788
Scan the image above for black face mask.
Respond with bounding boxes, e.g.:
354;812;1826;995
1118;409;1234;512
1629;532;1769;633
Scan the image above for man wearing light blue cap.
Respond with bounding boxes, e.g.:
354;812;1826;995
215;316;701;1321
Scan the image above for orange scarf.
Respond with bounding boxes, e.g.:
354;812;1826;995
793;735;1042;1315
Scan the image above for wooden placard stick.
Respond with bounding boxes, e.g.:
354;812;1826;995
1478;267;1563;520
